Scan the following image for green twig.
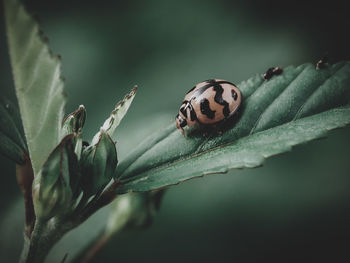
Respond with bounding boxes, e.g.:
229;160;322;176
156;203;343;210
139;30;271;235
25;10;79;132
18;181;121;263
19;218;73;263
16;154;35;237
79;232;111;263
78;181;120;224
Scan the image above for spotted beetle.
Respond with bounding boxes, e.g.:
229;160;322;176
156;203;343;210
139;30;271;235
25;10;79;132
175;79;242;135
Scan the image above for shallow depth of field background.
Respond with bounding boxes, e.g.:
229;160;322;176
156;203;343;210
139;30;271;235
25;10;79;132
1;0;350;262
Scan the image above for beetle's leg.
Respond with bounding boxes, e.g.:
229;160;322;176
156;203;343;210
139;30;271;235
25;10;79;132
216;129;223;136
212;123;224;136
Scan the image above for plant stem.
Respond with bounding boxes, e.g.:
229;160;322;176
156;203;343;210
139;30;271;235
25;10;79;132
79;232;111;263
79;181;120;223
16;154;35;237
20;219;46;263
19;182;121;263
19;218;73;263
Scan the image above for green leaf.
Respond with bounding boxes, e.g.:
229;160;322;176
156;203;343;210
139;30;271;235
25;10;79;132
32;135;77;219
0;99;28;164
81;131;118;196
0;99;27;151
0;130;26;164
60;106;86;161
91;86;137;145
115;62;350;193
4;0;66;175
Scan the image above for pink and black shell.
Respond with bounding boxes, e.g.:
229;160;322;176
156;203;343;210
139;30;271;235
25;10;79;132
176;79;242;135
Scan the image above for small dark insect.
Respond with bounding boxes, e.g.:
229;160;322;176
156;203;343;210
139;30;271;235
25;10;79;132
263;66;283;80
316;56;329;69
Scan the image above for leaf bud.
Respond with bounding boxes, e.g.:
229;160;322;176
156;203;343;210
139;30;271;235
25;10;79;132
105;190;165;235
80;130;118;197
61;105;86;138
32;135;79;219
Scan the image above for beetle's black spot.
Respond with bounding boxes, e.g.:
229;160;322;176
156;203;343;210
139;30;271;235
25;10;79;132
200;98;215;119
186;86;196;94
231;90;238;101
180;119;187;128
180;101;189;117
184;102;197;121
180;105;188;118
213;84;230;117
193;80;235;98
189;105;197;121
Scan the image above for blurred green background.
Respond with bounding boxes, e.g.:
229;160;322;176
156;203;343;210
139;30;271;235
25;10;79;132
1;0;350;262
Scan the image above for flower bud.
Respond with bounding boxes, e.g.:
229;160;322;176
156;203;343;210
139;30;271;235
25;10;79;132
61;105;86;161
32;134;79;219
61;105;86;138
105;190;165;235
80;130;118;197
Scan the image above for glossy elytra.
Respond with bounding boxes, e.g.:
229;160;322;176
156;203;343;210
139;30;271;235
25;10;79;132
175;79;242;135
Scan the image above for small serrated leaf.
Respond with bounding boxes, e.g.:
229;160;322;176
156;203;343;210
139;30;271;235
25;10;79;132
0;99;27;150
91;86;137;145
4;0;66;175
0;102;27;153
0;99;28;164
115;62;350;193
0;130;26;164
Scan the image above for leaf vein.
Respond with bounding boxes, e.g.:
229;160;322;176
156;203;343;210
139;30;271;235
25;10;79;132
249;65;309;135
293;64;345;120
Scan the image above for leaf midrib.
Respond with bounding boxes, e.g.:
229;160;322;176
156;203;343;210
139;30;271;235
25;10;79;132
120;106;350;186
118;63;348;181
249;65;309;134
117;73;266;178
293;64;345;120
118;65;300;179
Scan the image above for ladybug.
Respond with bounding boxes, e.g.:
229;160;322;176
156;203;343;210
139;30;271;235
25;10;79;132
175;79;242;135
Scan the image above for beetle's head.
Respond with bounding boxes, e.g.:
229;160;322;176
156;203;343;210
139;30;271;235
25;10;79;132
175;113;187;135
